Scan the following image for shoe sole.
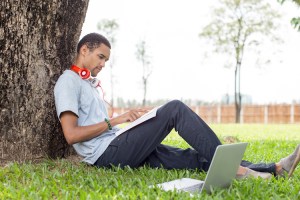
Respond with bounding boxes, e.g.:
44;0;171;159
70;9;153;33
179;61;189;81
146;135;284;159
288;147;300;178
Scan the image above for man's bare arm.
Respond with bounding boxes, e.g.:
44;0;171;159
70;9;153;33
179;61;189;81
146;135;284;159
60;109;149;145
60;111;110;145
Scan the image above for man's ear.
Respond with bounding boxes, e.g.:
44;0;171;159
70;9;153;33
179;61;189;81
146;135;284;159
79;44;88;56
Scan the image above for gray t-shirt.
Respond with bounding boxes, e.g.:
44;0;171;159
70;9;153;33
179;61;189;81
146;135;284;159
54;70;118;164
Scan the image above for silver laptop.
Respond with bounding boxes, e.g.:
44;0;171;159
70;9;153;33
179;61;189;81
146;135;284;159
154;143;248;194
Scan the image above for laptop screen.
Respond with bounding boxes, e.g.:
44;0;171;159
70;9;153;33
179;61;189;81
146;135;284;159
201;143;248;193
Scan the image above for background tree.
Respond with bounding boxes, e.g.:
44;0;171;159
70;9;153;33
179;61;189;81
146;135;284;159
135;40;152;106
199;0;281;123
97;19;119;108
279;0;300;31
0;0;89;164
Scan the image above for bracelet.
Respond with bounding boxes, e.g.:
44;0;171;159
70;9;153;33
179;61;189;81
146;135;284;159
104;118;112;130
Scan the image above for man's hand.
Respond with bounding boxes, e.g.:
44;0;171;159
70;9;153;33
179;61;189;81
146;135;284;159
116;109;149;123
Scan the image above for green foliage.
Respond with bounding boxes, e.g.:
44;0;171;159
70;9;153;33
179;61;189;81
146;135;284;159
135;40;151;66
1;124;300;199
278;0;300;31
278;0;300;6
291;17;300;31
135;40;152;106
200;0;281;57
97;19;119;46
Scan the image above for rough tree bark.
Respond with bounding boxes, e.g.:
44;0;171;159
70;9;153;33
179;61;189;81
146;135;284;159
0;0;89;164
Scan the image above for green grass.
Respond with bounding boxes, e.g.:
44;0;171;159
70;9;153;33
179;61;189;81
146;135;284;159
1;124;300;199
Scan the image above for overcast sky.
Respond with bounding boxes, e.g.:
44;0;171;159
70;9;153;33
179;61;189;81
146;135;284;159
80;0;300;104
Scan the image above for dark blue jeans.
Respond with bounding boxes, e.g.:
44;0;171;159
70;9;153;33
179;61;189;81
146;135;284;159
94;100;276;174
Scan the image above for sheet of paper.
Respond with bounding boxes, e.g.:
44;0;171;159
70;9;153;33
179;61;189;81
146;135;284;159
115;105;161;136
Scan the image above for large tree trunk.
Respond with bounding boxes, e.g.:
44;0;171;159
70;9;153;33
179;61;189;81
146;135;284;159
0;0;89;164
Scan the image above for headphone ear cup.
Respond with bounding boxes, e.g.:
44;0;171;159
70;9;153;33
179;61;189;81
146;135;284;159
79;68;91;79
70;65;91;79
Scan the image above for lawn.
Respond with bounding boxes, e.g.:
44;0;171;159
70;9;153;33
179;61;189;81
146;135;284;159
1;124;300;199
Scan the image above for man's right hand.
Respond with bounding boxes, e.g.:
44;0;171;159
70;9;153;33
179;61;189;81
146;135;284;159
115;108;149;123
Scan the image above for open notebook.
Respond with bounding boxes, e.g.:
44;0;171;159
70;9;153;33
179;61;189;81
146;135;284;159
152;143;248;194
115;105;162;136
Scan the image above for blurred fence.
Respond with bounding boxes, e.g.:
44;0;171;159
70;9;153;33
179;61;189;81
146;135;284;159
113;104;300;124
190;104;300;124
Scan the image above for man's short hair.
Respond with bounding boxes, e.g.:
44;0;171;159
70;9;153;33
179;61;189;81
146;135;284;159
77;33;111;53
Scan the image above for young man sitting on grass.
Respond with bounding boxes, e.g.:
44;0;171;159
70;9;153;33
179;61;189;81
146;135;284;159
54;32;300;180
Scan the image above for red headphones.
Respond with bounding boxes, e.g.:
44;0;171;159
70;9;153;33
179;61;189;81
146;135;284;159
70;65;91;79
70;65;113;117
70;65;101;87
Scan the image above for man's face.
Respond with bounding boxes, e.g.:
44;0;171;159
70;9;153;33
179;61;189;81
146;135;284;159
83;44;110;77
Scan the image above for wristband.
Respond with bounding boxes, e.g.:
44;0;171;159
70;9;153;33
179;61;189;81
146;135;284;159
104;118;112;130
